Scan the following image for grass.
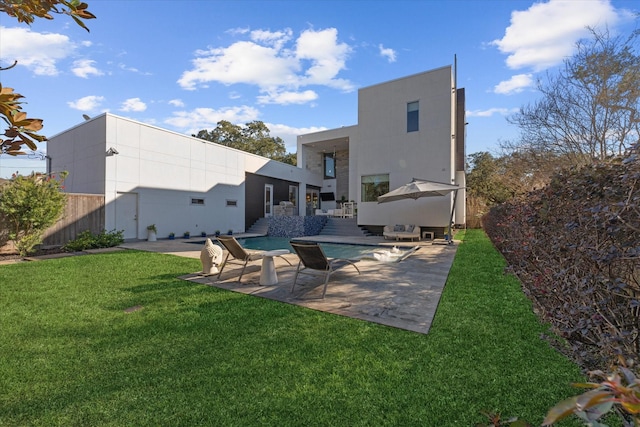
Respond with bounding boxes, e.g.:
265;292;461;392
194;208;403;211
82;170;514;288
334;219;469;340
0;230;584;426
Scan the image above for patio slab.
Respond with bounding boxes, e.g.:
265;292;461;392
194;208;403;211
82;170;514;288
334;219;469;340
121;235;458;334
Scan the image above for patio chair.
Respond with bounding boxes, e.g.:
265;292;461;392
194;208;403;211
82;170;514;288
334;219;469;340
290;241;361;298
216;235;291;282
342;202;354;218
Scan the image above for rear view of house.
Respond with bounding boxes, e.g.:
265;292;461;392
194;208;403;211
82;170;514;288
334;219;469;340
297;65;466;235
46;64;465;243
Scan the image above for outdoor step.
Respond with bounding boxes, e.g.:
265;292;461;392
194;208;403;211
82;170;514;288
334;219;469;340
319;218;369;237
247;217;269;234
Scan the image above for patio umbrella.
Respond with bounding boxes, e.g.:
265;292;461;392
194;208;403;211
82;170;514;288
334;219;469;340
377;178;462;243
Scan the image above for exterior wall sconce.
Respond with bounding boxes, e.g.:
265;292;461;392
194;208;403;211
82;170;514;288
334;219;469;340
106;147;119;156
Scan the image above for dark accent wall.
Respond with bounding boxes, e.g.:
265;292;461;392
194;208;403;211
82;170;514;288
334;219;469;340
456;88;466;172
245;172;300;231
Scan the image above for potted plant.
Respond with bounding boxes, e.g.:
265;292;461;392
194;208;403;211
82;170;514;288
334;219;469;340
214;230;220;237
168;232;175;240
227;229;233;235
200;231;207;237
183;231;190;239
146;224;157;242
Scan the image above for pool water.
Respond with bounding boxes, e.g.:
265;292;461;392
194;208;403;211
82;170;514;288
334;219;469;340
235;236;416;261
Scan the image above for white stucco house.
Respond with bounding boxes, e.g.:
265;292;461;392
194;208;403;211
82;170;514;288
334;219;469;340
298;64;466;233
46;64;465;241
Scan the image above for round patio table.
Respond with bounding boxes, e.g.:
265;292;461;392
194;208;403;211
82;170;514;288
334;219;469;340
259;249;290;286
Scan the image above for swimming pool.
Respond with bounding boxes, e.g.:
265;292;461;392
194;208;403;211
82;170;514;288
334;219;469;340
235;236;417;261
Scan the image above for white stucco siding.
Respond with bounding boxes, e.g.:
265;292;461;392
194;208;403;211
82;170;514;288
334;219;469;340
47;117;106;195
49;114;319;239
356;66;455;227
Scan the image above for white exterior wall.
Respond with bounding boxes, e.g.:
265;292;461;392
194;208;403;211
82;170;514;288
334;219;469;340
298;66;458;229
47;117;107;194
357;66;455;227
49;114;321;240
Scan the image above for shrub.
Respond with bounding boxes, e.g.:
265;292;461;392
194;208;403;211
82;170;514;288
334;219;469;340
544;360;640;426
63;229;124;252
484;144;640;372
0;172;67;256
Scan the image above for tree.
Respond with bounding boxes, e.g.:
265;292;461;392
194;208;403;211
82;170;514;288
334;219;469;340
0;0;95;156
466;152;514;205
194;120;297;165
506;27;640;166
467;150;566;207
0;172;67;255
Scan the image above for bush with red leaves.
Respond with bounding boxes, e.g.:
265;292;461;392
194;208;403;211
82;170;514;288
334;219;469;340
484;144;639;372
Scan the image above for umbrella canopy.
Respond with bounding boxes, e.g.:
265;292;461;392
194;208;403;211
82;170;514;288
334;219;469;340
377;179;460;203
377;178;463;244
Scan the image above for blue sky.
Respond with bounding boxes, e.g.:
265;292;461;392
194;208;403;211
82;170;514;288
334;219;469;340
0;0;638;178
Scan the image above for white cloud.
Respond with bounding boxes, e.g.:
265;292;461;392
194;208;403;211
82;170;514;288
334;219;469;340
296;28;353;90
492;0;620;71
164;105;261;133
266;123;328;153
177;27;354;102
257;90;318;105
379;44;397;63
466;107;519;118
68;95;105;111
168;99;185;107
72;59;103;78
494;74;534;95
120;98;147;112
118;63;152;75
250;28;293;50
178;41;297;90
0;26;77;75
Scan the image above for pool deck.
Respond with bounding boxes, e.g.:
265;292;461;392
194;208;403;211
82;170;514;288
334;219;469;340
120;233;458;334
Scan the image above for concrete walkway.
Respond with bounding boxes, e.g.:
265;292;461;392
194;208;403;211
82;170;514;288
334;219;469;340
121;235;458;334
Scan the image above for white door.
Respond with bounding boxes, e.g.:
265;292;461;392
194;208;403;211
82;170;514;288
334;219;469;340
264;184;273;218
115;192;138;239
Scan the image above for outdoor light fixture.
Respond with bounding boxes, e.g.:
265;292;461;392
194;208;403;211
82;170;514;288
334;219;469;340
106;147;119;156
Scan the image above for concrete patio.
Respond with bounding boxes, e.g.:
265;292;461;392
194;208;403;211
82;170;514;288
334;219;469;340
121;235;458;334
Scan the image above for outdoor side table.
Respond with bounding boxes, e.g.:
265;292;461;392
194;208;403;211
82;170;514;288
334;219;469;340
260;249;290;286
422;231;434;241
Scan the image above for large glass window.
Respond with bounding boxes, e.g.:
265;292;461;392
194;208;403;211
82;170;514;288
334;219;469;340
288;185;298;206
361;174;389;202
324;153;335;179
407;101;419;132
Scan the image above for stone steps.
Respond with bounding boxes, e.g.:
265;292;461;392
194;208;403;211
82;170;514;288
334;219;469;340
247;217;269;235
319;218;371;237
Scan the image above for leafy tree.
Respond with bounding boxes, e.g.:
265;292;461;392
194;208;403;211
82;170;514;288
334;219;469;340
506;27;640;166
0;0;95;156
0;172;67;255
467;150;566;213
194;120;296;165
466;152;514;205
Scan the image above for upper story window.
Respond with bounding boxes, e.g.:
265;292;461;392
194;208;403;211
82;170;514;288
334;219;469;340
324;153;335;179
407;101;419;132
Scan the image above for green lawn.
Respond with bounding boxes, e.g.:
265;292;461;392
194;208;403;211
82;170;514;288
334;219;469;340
0;230;583;426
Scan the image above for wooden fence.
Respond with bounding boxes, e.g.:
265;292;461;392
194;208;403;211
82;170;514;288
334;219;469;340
42;193;105;246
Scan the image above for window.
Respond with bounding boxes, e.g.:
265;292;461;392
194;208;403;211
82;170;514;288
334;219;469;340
288;185;298;206
324;153;335;179
361;174;389;202
191;198;205;205
407;101;419;132
226;200;237;207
